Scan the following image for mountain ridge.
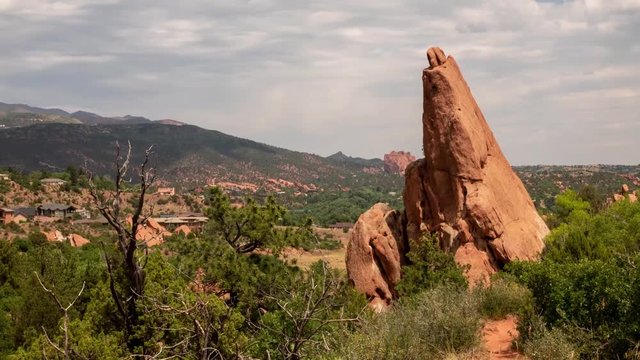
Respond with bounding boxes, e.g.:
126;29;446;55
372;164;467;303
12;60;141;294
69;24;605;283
0;121;399;191
0;101;165;127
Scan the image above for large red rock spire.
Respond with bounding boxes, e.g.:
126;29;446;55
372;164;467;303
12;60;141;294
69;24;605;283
404;47;548;284
346;47;548;309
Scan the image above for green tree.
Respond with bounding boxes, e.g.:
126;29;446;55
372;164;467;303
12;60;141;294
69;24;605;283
396;234;467;297
253;261;366;360
204;187;290;253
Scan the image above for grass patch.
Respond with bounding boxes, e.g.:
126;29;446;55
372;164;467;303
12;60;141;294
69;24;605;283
477;276;533;319
331;286;482;359
523;327;577;360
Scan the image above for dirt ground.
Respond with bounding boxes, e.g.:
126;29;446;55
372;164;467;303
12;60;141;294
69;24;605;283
481;315;525;359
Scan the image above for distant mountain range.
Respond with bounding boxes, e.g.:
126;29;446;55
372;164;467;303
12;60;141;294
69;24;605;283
0;101;185;128
0;102;398;190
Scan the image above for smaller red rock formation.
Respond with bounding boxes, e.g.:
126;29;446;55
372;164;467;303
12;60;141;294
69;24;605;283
127;216;171;247
383;151;416;175
614;184;638;203
69;233;90;247
44;230;65;242
175;225;192;236
346;203;405;312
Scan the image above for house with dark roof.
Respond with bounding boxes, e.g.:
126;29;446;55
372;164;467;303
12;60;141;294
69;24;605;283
36;203;76;218
0;208;15;224
14;207;36;219
151;213;209;232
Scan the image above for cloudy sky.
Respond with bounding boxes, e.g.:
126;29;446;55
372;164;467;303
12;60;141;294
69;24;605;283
0;0;638;165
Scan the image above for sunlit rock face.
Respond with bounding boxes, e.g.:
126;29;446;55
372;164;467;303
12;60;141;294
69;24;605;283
404;47;548;285
346;48;548;306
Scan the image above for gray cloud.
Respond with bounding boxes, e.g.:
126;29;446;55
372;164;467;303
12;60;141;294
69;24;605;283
0;0;638;164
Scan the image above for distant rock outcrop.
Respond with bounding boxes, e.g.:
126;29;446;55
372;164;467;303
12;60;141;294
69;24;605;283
613;184;638;203
383;151;416;175
69;233;90;247
174;224;192;236
127;216;171;247
345;203;405;312
346;47;548;308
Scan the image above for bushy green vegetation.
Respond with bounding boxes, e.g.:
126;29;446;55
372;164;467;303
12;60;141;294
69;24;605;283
0;186;368;359
3;157;640;359
331;286;482;360
289;187;403;227
0;179;9;194
397;234;467;297
508;194;640;358
477;276;533;320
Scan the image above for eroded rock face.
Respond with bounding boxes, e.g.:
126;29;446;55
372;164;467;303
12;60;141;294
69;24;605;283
383;151;416;175
346;47;548;307
403;47;548;284
346;203;405;312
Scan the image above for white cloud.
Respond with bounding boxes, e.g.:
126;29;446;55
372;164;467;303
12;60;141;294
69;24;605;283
583;0;640;13
0;0;638;164
0;0;120;18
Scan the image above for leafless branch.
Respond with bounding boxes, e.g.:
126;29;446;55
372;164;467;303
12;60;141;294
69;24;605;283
35;272;85;360
85;141;156;348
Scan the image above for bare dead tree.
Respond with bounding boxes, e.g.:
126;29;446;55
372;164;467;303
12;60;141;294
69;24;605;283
35;272;86;360
86;140;156;348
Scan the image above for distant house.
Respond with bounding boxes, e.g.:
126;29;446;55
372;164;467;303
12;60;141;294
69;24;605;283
14;207;36;220
157;187;175;196
0;208;15;224
152;213;208;232
41;178;66;188
36;203;76;218
0;173;9;181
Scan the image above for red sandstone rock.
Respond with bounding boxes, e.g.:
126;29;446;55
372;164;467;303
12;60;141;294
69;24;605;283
127;216;171;247
69;233;90;247
403;47;548;284
175;225;192;236
346;47;549;306
614;184;638;203
345;203;405;312
383;151;416;175
44;230;65;242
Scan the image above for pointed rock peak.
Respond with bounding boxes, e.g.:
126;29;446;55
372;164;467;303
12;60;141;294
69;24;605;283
347;46;549;305
426;47;447;69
